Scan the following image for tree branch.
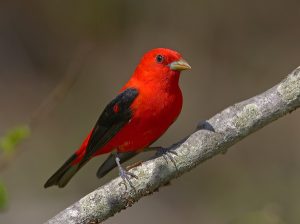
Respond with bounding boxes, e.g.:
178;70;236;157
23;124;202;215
45;66;300;224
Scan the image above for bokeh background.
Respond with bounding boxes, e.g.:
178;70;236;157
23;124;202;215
1;1;300;223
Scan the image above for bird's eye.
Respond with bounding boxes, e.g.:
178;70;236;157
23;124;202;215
156;55;164;63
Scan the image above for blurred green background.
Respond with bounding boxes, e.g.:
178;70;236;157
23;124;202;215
1;1;300;223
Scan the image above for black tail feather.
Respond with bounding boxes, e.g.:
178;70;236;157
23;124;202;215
96;152;138;178
45;151;139;188
44;154;86;188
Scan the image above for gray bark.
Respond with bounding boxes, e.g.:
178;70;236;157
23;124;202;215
45;66;300;224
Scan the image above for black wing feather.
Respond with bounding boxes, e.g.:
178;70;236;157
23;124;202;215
44;88;138;188
83;88;138;160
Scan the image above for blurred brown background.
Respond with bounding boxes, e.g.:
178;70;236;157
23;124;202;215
1;1;300;223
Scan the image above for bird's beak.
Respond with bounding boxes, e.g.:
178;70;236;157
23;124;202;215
169;59;191;71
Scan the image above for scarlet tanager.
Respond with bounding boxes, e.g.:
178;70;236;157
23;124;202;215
44;48;191;188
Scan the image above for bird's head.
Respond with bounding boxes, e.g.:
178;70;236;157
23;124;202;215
133;48;191;86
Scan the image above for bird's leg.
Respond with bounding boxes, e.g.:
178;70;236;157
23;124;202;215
115;153;138;183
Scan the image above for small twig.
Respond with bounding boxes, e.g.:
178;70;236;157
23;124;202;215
0;44;93;172
30;44;92;129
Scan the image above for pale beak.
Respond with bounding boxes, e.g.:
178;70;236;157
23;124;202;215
169;59;191;71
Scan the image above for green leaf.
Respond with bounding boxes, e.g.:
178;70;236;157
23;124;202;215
0;125;31;154
0;182;7;210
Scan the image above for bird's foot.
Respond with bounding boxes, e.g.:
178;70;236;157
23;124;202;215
119;166;138;183
115;154;138;188
155;147;178;164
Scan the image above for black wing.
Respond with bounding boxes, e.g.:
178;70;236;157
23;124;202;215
83;88;138;160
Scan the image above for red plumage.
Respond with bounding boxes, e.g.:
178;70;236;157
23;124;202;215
44;48;191;188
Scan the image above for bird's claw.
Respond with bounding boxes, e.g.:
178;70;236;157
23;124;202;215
115;154;138;189
119;168;138;182
155;147;177;164
118;167;138;190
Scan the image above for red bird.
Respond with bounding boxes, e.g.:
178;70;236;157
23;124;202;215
44;48;191;188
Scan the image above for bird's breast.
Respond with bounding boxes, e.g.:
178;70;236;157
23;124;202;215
114;86;183;152
132;86;182;123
